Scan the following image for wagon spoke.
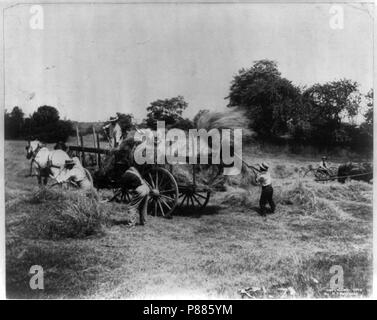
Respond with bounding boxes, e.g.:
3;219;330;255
179;194;187;207
160;197;172;210
157;199;165;216
192;194;203;207
158;175;165;188
161;188;176;195
190;196;195;207
154;201;157;216
195;193;208;200
145;181;153;190
148;173;155;188
160;194;175;203
155;172;159;190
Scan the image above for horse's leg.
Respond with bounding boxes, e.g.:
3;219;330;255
37;170;45;187
28;161;34;177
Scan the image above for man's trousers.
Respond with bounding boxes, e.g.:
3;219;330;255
259;184;275;215
128;184;150;225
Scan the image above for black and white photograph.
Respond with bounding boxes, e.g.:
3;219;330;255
0;0;374;301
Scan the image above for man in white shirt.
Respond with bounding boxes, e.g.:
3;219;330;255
56;158;93;191
103;116;123;149
318;156;329;174
256;162;275;217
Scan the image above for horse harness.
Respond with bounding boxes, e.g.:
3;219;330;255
29;144;61;176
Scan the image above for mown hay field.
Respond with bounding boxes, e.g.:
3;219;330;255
5;139;373;298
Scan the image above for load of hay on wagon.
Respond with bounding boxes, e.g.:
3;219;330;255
337;162;372;183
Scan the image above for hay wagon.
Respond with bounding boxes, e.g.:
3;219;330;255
66;128;214;217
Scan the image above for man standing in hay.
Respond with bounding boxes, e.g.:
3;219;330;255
256;162;275;217
120;166;150;226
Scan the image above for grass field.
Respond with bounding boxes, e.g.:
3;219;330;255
5;139;373;299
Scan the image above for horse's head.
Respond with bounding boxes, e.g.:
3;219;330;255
25;140;42;159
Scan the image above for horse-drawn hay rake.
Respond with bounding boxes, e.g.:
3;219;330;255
303;163;372;183
303;166;339;181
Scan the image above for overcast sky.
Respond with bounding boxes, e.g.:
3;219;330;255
4;2;374;122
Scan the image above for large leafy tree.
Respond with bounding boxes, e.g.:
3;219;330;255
356;89;373;151
226;60;301;138
145;95;188;129
363;89;373;132
302;79;360;124
31;105;60;126
26;105;74;142
300;79;362;145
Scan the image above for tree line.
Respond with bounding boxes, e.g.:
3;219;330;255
226;60;372;153
4;59;373;153
4;105;74;143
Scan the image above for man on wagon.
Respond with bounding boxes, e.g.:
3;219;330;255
103;115;123;149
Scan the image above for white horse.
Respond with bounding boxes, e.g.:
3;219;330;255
25;140;71;185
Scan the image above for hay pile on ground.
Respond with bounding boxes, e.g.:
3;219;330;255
279;179;372;221
280;181;317;212
221;187;258;210
220;177;372;222
23;189;107;240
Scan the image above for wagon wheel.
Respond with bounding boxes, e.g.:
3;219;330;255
314;170;328;181
178;185;211;210
328;166;338;177
143;167;179;217
111;187;132;203
314;166;338;181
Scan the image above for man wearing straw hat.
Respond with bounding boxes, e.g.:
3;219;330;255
103;115;123;149
318;156;329;175
56;158;97;198
256;162;275;217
